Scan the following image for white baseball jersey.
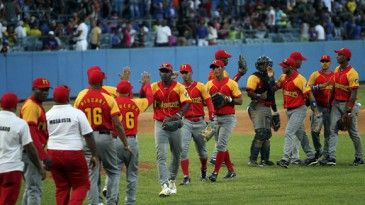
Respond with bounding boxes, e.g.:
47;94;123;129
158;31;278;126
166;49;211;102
46;104;93;150
0;110;32;173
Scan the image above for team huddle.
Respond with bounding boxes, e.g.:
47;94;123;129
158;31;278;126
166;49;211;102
0;47;363;204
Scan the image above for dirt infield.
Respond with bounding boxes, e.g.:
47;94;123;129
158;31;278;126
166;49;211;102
139;110;365;135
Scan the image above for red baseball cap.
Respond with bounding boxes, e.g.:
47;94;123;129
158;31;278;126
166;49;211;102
335;48;351;59
279;58;296;68
290;51;307;61
215;49;232;59
159;63;173;71
32;78;52;88
1;92;20;109
87;66;102;76
320;55;331;61
180;64;192;72
210;60;225;68
117;80;133;94
53;85;70;103
88;70;107;84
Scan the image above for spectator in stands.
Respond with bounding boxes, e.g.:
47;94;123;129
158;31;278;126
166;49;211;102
73;14;88;51
324;16;334;41
314;19;325;41
151;0;163;21
176;19;191;46
27;22;42;37
42;30;60;51
266;6;275;31
155;19;171;47
4;0;21;25
0;39;9;56
195;17;208;46
111;27;123;48
207;21;217;45
129;0;140;20
100;0;112;19
90;19;101;49
14;20;26;37
4;25;17;46
300;19;310;42
100;19;111;34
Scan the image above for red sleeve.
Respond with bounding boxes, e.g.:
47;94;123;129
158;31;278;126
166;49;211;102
140;84;153;106
29;125;48;160
205;98;215;120
232;73;242;82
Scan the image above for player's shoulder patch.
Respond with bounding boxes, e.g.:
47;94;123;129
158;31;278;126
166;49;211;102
354;78;359;84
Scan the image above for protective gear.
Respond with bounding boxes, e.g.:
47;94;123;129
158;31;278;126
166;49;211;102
162;117;183;131
255;56;273;69
211;92;231;109
311;114;323;134
200;121;216;142
271;113;280;131
249;100;258;110
255;128;272;140
237;54;247;75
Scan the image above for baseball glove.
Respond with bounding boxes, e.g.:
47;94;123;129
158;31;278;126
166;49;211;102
311;114;323;134
211;92;231;109
237;54;248;76
200;121;216;142
337;113;352;131
162;117;183;132
271;113;280;132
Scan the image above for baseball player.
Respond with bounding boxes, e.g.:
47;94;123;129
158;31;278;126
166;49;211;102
151;63;192;197
20;77;53;205
46;85;98;204
206;60;243;181
327;48;363;166
274;58;321;168
0;93;46;205
209;49;247;166
74;69;132;204
178;64;215;185
307;55;334;163
287;51;308;166
103;72;153;204
246;56;278;166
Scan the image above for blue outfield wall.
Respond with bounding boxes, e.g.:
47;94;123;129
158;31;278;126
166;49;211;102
1;40;364;100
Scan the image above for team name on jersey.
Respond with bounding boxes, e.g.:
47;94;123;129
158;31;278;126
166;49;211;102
79;98;106;106
118;103;140;112
49;118;72;124
161;101;180;108
283;90;298;98
335;83;348;92
191;97;202;104
0;126;10;132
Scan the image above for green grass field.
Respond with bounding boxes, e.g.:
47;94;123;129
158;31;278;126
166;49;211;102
15;87;365;204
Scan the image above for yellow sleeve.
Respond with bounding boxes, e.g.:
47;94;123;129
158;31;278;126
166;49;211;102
205;80;213;93
198;82;211;100
223;70;229;78
246;75;260;91
295;75;311;94
103;94;120;116
103;85;118;98
228;79;242;98
133;98;150;112
275;74;286;89
308;71;319;86
21;101;41;124
348;69;360;89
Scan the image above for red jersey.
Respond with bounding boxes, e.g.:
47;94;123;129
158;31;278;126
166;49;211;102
182;81;214;119
275;71;311;109
246;75;273;106
206;77;242;115
333;65;359;101
19;96;49;160
151;80;192;121
308;70;334;107
74;89;120;131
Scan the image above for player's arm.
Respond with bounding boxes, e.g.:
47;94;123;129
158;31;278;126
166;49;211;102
139;71;153;106
28;125;51;162
306;92;321;115
174;102;191;119
83;132;98;170
24;142;46;180
347;88;357;112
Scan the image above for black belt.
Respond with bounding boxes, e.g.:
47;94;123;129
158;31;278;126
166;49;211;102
127;135;136;138
287;107;299;111
96;130;111;135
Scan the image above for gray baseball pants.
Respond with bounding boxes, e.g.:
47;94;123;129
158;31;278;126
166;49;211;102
181;117;207;160
328;100;363;160
22;153;43;205
155;120;182;185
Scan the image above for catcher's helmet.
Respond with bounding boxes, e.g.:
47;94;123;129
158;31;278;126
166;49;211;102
255;56;273;69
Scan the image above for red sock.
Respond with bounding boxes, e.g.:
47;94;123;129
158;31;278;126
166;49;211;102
180;159;189;176
200;158;208;171
214;151;226;173
224;150;234;172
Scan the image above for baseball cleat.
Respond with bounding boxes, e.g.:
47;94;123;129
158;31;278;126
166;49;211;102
102;188;107;198
259;160;275;166
352;158;364;166
326;158;336;166
315;151;323;160
248;160;258;167
291;159;305;166
169;180;177;194
223;171;236;179
159;184;170;197
277;160;290;168
179;176;191;186
201;170;207;181
304;157;318;166
208;172;218;182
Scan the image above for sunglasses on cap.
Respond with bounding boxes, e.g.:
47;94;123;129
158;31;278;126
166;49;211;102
320;60;330;63
180;71;189;74
283;61;290;67
160;69;171;73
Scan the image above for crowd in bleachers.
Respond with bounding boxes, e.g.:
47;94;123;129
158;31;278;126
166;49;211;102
0;0;365;54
